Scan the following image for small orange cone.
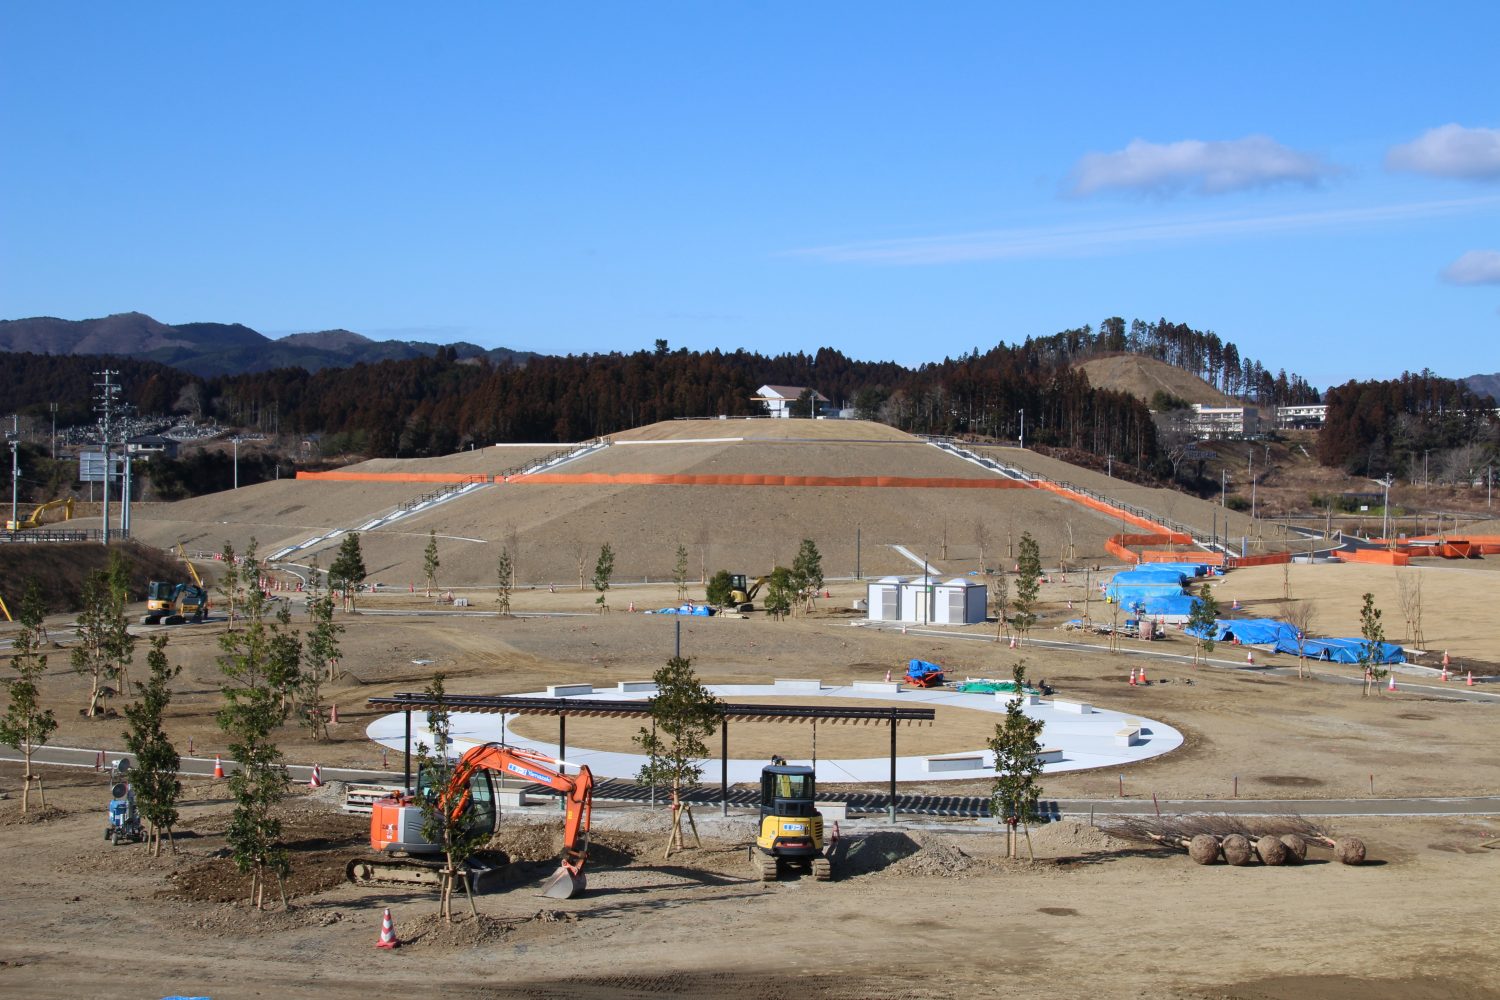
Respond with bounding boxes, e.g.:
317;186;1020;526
1467;671;1475;687
1441;665;1449;682
1442;650;1451;668
1388;674;1397;692
309;764;323;789
1129;668;1137;686
1139;667;1147;684
329;703;339;725
213;755;225;779
1246;650;1255;666
1008;636;1017;649
883;669;892;682
376;907;399;949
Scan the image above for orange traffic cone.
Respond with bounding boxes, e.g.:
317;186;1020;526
1129;668;1137;686
1388;674;1397;692
375;907;399;949
1008;636;1017;649
884;669;892;683
1246;650;1255;666
213;755;225;779
1139;667;1147;684
309;764;323;789
628;601;635;612
1467;671;1475;687
329;704;339;725
1441;665;1449;682
1442;650;1450;668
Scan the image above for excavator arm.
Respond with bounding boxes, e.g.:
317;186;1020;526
444;743;594;882
177;543;204;588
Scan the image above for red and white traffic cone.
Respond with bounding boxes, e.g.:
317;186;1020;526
1129;668;1137;686
884;669;892;683
375;907;400;949
1467;671;1475;687
329;704;339;725
1442;665;1449;682
1246;650;1255;666
308;764;323;789
1139;667;1147;684
1442;650;1451;669
213;755;225;779
628;601;635;613
1008;636;1017;649
1388;674;1397;692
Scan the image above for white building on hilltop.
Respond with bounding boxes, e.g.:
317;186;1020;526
753;384;831;419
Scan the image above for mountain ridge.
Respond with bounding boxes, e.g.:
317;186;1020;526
0;311;537;376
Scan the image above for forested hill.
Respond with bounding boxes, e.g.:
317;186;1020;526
1027;317;1321;406
1;339;1162;470
1318;370;1498;476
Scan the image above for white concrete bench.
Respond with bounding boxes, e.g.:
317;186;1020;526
853;681;904;693
1033;748;1064;764
816;801;848;822
546;683;593;698
998;691;1041;705
1052;699;1093;714
1114;727;1142;747
496;788;533;808
616;680;657;694
774;678;823;694
924;752;987;773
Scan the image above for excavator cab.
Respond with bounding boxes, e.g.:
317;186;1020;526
414;760;497;843
751;763;831;882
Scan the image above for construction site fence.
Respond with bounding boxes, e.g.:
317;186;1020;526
1;529;104;544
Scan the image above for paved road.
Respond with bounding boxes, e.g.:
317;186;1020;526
7;744;1499;819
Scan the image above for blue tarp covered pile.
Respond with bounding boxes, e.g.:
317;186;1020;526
648;604;713;616
1106;568;1207;616
1144;562;1215;577
1185;617;1405;663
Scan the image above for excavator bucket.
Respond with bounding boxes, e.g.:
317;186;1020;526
539;865;585;900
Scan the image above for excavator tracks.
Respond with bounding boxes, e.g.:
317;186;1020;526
811;855;832;881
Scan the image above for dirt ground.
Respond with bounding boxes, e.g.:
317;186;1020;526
2;766;1497;1000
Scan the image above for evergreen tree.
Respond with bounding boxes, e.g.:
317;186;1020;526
216;543;292;909
413;673;487;920
106;549;135;695
634;656;723;856
216;540;241;626
1011;532;1042;642
299;593;342;740
988;662;1046;859
267;600;303;719
329;532;367;612
71;569;117;717
593;542;615;612
122;635;183;856
705;569;734;609
791;538;824;612
0;582;57;814
763;566;794;620
1359;592;1389;696
423;529;440;598
495;547;514;616
673;542;689;603
1185;583;1221;665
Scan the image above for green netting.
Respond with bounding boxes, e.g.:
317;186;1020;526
951;678;1040;695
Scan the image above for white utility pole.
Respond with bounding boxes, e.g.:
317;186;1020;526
1018;409;1025;449
7;416;18;532
94;370;120;546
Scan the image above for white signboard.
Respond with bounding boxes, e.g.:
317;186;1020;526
79;451;124;483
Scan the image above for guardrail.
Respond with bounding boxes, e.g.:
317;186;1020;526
1;529;104;544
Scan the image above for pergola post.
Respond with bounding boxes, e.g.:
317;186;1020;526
720;716;729;817
888;711;897;822
558;714;567;812
403;709;412;792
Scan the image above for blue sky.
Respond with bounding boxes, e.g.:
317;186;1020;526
3;2;1498;387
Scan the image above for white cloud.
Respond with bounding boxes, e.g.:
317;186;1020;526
788;195;1500;265
1442;249;1500;285
1387;124;1500;180
1068;135;1336;196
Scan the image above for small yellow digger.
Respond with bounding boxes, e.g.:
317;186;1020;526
750;761;832;882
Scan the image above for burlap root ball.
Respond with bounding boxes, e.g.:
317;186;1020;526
1334;836;1367;866
1255;835;1288;866
1279;834;1307;862
1187;834;1221;865
1221;833;1254;866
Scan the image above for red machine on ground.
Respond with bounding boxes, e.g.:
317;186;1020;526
348;742;594;900
905;659;945;687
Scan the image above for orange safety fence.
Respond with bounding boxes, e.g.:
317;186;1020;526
1140;549;1227;566
1333;549;1410;566
1225;552;1293;568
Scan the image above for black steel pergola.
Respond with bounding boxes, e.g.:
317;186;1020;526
367;692;937;820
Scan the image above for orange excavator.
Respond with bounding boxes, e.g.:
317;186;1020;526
347;742;594;900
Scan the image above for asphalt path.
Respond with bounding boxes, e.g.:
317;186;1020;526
7;744;1499;818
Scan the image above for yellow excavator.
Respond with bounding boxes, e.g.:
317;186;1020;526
4;497;75;531
142;545;210;625
728;574;770;612
750;762;832;882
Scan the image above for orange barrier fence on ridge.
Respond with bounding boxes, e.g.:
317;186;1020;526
1333;548;1410;566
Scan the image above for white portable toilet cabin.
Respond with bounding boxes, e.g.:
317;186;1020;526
865;576;905;622
932;577;987;625
897;575;940;624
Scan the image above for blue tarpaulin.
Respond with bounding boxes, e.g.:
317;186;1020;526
1111;569;1191;587
1276;636;1405;664
1143;562;1214;577
1185;618;1300;644
648;604;713;616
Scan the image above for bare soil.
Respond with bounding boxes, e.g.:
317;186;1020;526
2;768;1497;1000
